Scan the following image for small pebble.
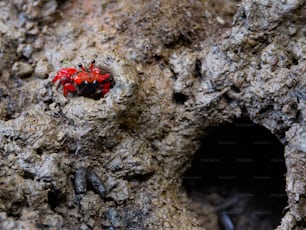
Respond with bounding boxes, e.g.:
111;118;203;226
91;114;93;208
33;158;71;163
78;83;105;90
23;44;33;58
87;170;107;198
219;211;234;230
107;208;123;228
12;61;33;78
35;59;52;79
74;168;87;194
34;37;44;50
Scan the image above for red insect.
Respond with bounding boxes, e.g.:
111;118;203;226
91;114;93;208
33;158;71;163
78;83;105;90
52;60;113;99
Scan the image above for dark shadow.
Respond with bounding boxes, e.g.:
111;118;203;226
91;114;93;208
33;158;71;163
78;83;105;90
48;189;65;211
183;118;287;230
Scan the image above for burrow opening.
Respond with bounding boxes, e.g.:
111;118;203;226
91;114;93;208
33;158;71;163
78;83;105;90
183;118;287;230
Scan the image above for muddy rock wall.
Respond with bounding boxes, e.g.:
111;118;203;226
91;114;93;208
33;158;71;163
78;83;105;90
0;0;306;229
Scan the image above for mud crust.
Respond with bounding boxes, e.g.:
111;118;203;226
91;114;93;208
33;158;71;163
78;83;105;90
0;0;306;229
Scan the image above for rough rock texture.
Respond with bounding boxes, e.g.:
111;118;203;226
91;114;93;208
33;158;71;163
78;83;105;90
0;0;306;229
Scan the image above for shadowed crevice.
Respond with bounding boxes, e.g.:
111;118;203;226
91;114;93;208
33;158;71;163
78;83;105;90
183;117;287;230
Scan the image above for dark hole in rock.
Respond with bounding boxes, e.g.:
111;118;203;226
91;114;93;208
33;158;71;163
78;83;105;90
35;147;44;155
48;189;64;211
172;92;188;104
230;85;241;93
194;58;202;78
77;76;115;100
22;170;35;180
183;118;286;230
8;200;28;217
292;56;299;65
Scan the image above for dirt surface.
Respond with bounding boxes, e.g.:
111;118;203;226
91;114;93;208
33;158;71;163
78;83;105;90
0;0;306;229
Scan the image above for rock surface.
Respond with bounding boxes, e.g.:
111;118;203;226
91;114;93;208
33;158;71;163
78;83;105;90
0;0;306;229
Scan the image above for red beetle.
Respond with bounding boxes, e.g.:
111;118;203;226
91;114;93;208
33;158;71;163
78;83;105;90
52;60;113;99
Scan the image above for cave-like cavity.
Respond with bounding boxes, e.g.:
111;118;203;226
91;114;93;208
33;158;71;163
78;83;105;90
183;118;286;230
